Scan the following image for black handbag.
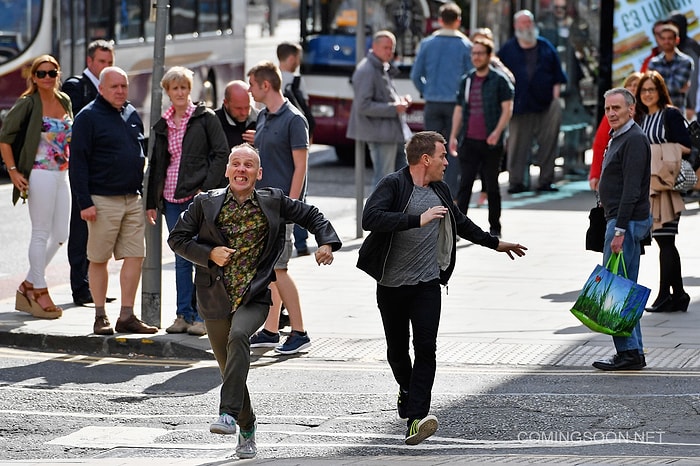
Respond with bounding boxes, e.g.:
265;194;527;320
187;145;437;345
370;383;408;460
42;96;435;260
585;193;605;253
688;120;700;150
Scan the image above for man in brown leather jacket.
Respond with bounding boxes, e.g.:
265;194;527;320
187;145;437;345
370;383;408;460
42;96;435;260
168;143;341;459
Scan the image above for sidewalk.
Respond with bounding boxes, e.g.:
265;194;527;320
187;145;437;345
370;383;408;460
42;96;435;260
1;182;699;369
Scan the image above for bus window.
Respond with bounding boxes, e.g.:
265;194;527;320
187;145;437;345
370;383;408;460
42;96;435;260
0;0;42;63
171;0;196;35
200;0;231;32
118;0;145;40
87;0;114;41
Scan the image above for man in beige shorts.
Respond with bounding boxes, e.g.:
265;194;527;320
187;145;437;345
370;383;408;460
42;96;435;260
69;66;157;335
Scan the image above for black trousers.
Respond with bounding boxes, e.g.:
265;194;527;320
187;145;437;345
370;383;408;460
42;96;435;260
457;138;503;233
377;279;441;423
67;191;90;298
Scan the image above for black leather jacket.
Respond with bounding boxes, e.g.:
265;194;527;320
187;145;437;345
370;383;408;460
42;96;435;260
357;167;498;285
168;187;342;320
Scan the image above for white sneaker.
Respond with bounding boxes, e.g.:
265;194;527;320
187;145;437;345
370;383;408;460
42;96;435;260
236;422;257;459
210;413;237;435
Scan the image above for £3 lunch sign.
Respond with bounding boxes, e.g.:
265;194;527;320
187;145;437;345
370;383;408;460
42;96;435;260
613;0;698;86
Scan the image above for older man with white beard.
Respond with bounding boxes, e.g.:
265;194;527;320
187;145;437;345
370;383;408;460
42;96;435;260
498;9;567;194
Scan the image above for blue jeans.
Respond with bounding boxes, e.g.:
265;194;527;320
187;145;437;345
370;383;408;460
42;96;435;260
293;224;308;252
164;200;201;323
602;215;652;354
424;101;460;198
368;142;406;187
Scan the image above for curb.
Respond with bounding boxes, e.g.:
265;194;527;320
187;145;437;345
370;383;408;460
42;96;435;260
0;330;215;360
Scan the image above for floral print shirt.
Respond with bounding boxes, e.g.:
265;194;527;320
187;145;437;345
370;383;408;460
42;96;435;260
216;190;268;311
34;115;72;171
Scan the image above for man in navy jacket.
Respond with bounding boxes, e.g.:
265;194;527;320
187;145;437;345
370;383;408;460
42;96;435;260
70;67;156;336
498;9;567;193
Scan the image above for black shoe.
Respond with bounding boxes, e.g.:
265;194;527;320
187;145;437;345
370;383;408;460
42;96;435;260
74;293;116;306
397;388;409;420
536;184;559;192
645;295;673;313
671;292;690;312
507;184;528;194
592;350;644;371
489;228;501;238
295;248;310;257
73;293;94;306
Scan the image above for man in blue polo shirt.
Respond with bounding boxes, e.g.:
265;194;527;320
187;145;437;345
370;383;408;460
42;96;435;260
246;61;312;355
498;9;567;194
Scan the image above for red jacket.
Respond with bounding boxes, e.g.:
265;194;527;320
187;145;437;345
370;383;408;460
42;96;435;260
589;115;610;181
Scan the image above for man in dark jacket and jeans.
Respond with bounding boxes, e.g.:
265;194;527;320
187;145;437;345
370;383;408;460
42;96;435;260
357;131;526;445
168;143;341;459
593;88;652;371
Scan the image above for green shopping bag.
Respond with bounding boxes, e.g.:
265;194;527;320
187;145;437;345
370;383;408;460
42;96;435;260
570;253;651;337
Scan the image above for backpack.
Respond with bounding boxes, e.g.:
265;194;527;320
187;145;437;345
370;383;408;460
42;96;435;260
283;76;315;137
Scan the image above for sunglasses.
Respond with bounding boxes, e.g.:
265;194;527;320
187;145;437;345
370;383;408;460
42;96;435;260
35;69;58;79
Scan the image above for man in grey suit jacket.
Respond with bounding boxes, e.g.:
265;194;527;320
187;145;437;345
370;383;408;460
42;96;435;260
347;30;411;187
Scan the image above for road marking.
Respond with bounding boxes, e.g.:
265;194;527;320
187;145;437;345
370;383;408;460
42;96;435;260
44;425;700;451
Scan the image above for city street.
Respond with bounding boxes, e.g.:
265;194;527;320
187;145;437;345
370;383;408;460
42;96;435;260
1;16;700;466
2;152;700;463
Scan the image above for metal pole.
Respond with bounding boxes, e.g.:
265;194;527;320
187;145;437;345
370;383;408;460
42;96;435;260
469;0;478;36
354;0;366;239
142;0;169;327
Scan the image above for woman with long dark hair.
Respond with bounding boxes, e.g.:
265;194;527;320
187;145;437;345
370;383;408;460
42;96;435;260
0;55;73;319
635;70;692;313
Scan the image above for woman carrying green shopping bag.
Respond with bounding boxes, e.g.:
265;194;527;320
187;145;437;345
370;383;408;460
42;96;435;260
592;88;653;371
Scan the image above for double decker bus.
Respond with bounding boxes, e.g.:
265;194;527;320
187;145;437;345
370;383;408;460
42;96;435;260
0;0;246;139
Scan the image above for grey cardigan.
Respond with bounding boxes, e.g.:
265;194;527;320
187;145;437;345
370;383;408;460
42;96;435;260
346;52;405;144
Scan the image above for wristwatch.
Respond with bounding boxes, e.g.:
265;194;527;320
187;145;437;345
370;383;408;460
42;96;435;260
614;230;624;237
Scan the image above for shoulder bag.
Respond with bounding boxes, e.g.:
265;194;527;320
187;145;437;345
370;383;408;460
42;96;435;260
585;192;605;252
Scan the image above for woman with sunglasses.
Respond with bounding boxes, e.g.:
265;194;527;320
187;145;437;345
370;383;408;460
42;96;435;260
0;55;73;319
634;70;692;313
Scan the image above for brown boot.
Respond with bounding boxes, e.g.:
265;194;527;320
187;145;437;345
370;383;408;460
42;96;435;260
93;316;114;335
115;315;158;334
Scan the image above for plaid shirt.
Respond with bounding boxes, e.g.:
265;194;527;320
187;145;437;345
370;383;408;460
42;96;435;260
163;102;196;203
648;50;694;110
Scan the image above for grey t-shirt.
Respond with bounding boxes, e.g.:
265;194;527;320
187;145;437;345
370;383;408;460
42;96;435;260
379;186;441;287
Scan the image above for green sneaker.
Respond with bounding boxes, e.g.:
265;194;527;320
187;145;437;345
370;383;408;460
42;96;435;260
404;415;438;445
236;422;257;459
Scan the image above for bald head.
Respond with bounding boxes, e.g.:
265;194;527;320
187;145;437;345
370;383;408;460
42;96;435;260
223;80;252;123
